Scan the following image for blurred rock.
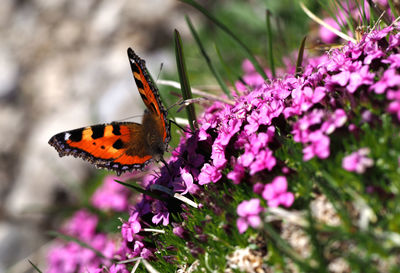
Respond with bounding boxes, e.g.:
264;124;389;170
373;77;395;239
0;47;19;99
0;0;193;271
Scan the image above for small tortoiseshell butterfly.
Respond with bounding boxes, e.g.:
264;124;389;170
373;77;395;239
49;48;171;175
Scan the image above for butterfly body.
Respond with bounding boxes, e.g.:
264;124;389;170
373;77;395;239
49;48;170;175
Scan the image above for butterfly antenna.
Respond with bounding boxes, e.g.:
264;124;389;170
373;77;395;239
166;98;184;112
156;62;164;82
116;114;144;122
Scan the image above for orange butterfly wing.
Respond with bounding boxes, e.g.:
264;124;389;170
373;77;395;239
49;49;170;175
49;122;153;174
127;48;170;144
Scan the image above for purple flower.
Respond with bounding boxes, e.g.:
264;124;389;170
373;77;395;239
172;168;199;195
121;212;141;242
236;199;263;234
347;65;375;93
342;148;374;174
262;176;294;208
370;68;400;94
152;201;170;226
172;225;186;239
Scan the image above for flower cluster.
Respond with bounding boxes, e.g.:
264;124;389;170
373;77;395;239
47;210;120;273
105;25;400;264
48;21;400;271
47;175;135;273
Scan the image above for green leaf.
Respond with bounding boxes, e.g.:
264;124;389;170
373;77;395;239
214;43;241;96
295;36;307;77
174;29;197;131
266;9;276;78
185;15;233;99
180;0;268;81
388;0;399;18
114;179;169;201
28;260;43;273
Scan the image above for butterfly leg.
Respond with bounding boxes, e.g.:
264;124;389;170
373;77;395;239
160;156;171;175
169;119;192;134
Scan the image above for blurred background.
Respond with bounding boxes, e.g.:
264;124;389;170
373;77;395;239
0;0;311;272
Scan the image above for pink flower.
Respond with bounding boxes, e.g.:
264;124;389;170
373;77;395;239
303;131;330;161
262;176;294;208
121;212;141;242
109;264;129;273
249;149;276;175
321;109;347;134
387;100;400;120
319;17;340;43
236;199;264;234
91;175;131;212
227;163;245;184
63;210;98;240
198;163;222;185
342;148;374;174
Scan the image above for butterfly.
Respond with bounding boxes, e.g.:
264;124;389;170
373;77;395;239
49;48;171;176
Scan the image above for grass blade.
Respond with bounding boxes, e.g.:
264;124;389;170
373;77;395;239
174;29;197;131
28;260;43;273
295;36;307;77
48;231;107;260
388;0;399;18
266;9;276;78
366;0;392;25
180;0;268;81
185;15;233;99
300;1;356;43
214;44;241;96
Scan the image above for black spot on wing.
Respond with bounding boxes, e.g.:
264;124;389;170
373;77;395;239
139;92;148;103
150;102;157;114
69;128;84;142
91;125;105;139
112;139;124;150
112;124;121;135
134;77;145;90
